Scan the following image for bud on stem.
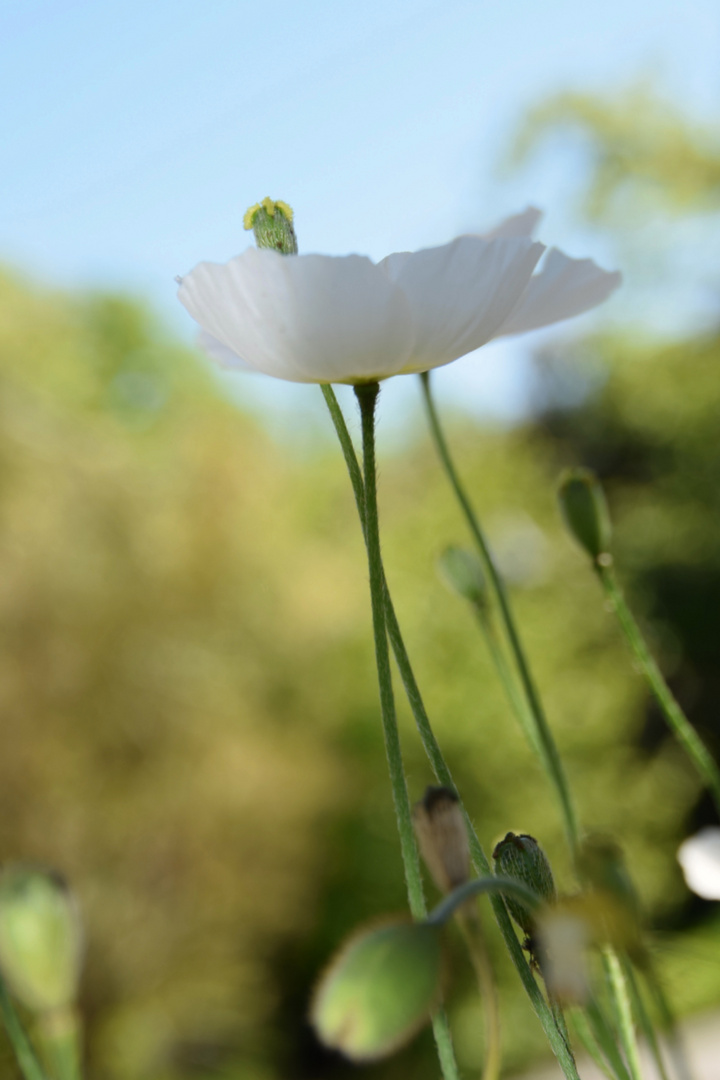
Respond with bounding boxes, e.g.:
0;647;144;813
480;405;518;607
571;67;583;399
557;467;612;565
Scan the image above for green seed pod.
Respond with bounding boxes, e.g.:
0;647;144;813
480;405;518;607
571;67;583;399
492;833;556;936
437;546;488;609
311;919;443;1061
0;866;82;1013
557;467;611;562
243;197;298;255
413;786;470;894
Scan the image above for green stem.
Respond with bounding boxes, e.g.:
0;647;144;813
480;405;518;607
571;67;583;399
419;372;580;856
583;998;634;1080
457;909;501;1080
603;948;643;1080
597;560;720;818
427;876;540;926
0;978;48;1080
322;384;580;1080
352;383;460;1080
569;1007;617;1080
622;959;671;1080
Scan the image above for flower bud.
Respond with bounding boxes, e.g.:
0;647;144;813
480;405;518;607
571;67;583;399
492;833;556;937
535;901;591;1004
311;919;443;1061
413;787;470;894
0;866;82;1013
557;467;611;563
437;546;488;609
243;197;297;255
578;835;645;959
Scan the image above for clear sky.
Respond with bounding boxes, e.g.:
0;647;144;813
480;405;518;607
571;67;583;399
2;0;719;432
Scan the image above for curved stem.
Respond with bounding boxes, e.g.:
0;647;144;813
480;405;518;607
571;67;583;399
0;978;48;1080
419;372;580;856
597;560;720;818
321;383;580;1080
427;875;540;927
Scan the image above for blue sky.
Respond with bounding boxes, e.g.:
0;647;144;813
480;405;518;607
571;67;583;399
2;0;719;432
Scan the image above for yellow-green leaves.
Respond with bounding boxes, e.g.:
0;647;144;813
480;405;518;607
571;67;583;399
0;866;82;1013
311;920;443;1061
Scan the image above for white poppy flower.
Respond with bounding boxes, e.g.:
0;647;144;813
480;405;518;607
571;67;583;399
677;827;720;900
177;209;620;385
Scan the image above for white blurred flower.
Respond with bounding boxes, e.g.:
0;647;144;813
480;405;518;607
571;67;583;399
535;905;592;1005
677;828;720;900
177;208;620;385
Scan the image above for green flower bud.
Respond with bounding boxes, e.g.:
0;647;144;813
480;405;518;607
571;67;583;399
557;467;611;563
0;866;82;1013
311;919;443;1061
243;197;297;255
492;833;556;937
577;835;645;960
413;786;470;894
437;546;488;608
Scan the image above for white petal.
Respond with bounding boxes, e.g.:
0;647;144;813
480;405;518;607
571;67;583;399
480;206;543;240
495;248;622;337
178;248;414;384
379;235;545;373
196;329;256;371
678;828;720;900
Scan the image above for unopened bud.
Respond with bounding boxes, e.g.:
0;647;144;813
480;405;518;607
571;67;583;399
577;835;644;959
437;547;488;609
0;866;82;1013
413;787;470;894
557;467;611;563
243;197;297;254
311;919;443;1061
535;901;591;1004
492;833;556;936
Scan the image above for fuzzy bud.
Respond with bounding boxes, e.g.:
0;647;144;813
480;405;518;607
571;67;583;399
0;866;82;1013
311;920;443;1061
243;197;297;254
492;833;556;936
413;787;470;894
557;467;611;563
437;547;488;609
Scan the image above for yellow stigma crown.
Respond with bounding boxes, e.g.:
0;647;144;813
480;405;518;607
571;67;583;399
243;198;294;230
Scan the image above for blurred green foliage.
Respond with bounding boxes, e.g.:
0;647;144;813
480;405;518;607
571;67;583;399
1;90;720;1079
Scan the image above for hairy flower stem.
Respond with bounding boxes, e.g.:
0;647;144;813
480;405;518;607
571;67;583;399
0;977;48;1080
419;372;580;857
352;382;459;1080
597;560;720;818
322;385;580;1080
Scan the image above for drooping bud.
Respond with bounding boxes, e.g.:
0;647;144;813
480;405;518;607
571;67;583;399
437;546;488;609
311;919;443;1062
535;900;591;1004
577;835;645;959
492;833;556;937
413;787;470;894
557;467;611;563
243;197;297;254
0;866;82;1013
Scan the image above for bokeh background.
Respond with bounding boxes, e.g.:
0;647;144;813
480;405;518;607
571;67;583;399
2;2;720;1078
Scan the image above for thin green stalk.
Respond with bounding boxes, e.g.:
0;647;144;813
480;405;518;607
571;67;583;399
352;383;460;1080
457;910;501;1080
597;561;720;818
0;978;48;1080
419;372;579;855
583;998;634;1080
322;385;580;1080
622;959;671;1080
569;1007;617;1080
642;966;692;1080
603;948;643;1080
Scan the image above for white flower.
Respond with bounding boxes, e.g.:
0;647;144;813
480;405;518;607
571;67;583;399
677;827;720;900
177;208;620;385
